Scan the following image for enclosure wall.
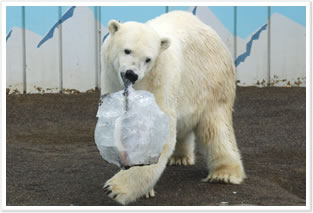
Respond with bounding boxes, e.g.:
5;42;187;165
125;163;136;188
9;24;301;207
6;6;306;94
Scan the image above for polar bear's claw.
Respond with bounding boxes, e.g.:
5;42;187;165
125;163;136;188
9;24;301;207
103;184;118;199
202;167;245;185
168;156;194;166
145;189;155;198
103;181;128;205
103;166;161;205
103;185;109;190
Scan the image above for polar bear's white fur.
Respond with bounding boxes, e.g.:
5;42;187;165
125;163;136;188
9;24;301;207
101;11;246;205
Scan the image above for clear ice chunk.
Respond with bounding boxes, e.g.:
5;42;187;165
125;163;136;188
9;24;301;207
94;86;170;168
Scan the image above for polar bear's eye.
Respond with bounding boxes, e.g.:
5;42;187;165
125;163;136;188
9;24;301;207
124;49;131;55
145;58;151;63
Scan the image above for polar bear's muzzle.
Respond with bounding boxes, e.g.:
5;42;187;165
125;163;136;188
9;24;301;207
121;69;138;84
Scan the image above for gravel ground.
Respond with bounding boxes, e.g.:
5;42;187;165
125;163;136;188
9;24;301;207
6;87;306;206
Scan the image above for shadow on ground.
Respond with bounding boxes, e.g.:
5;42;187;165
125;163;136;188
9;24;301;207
6;87;306;206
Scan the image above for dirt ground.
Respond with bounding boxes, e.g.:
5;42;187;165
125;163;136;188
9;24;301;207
6;87;306;206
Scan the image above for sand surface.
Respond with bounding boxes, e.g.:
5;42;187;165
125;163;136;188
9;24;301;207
6;87;306;206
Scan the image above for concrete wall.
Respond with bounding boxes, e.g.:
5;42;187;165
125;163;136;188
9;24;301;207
6;6;306;94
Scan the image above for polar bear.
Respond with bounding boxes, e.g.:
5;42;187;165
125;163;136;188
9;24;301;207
101;10;246;205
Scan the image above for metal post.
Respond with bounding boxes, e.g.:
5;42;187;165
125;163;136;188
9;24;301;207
267;6;271;86
234;6;237;62
58;6;63;93
22;6;26;93
94;6;99;90
97;6;102;90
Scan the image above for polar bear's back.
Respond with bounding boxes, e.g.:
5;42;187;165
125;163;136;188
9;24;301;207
147;11;217;38
147;11;236;117
147;11;227;50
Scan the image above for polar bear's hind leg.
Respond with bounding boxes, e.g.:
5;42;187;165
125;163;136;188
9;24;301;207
196;104;246;184
168;132;195;166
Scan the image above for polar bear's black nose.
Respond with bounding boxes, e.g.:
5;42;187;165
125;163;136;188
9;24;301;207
125;70;138;84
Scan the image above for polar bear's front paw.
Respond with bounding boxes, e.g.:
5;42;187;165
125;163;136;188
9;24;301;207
103;171;140;205
103;166;159;205
168;155;194;166
202;165;246;184
104;179;155;204
103;180;130;205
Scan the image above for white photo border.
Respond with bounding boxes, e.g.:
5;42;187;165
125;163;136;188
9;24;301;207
1;1;312;212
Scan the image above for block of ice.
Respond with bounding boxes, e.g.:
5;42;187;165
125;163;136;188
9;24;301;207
94;86;170;168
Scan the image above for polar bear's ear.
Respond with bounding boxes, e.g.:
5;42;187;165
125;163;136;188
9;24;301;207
108;20;121;35
160;38;171;51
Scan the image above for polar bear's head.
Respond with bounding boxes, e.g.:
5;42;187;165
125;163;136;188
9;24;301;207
107;20;171;85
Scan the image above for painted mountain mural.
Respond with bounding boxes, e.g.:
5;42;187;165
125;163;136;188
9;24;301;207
236;13;305;87
6;7;107;93
270;13;305;87
6;6;306;93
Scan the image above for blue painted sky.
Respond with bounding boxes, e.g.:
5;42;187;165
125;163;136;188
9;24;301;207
25;6;59;36
6;6;306;40
168;6;190;11
61;6;71;15
6;6;72;37
100;6;166;27
6;7;22;34
237;7;268;39
271;6;305;27
209;6;235;34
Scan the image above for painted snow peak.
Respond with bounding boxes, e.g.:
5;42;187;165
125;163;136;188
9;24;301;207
6;30;13;41
94;84;170;169
235;23;268;67
37;6;76;48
